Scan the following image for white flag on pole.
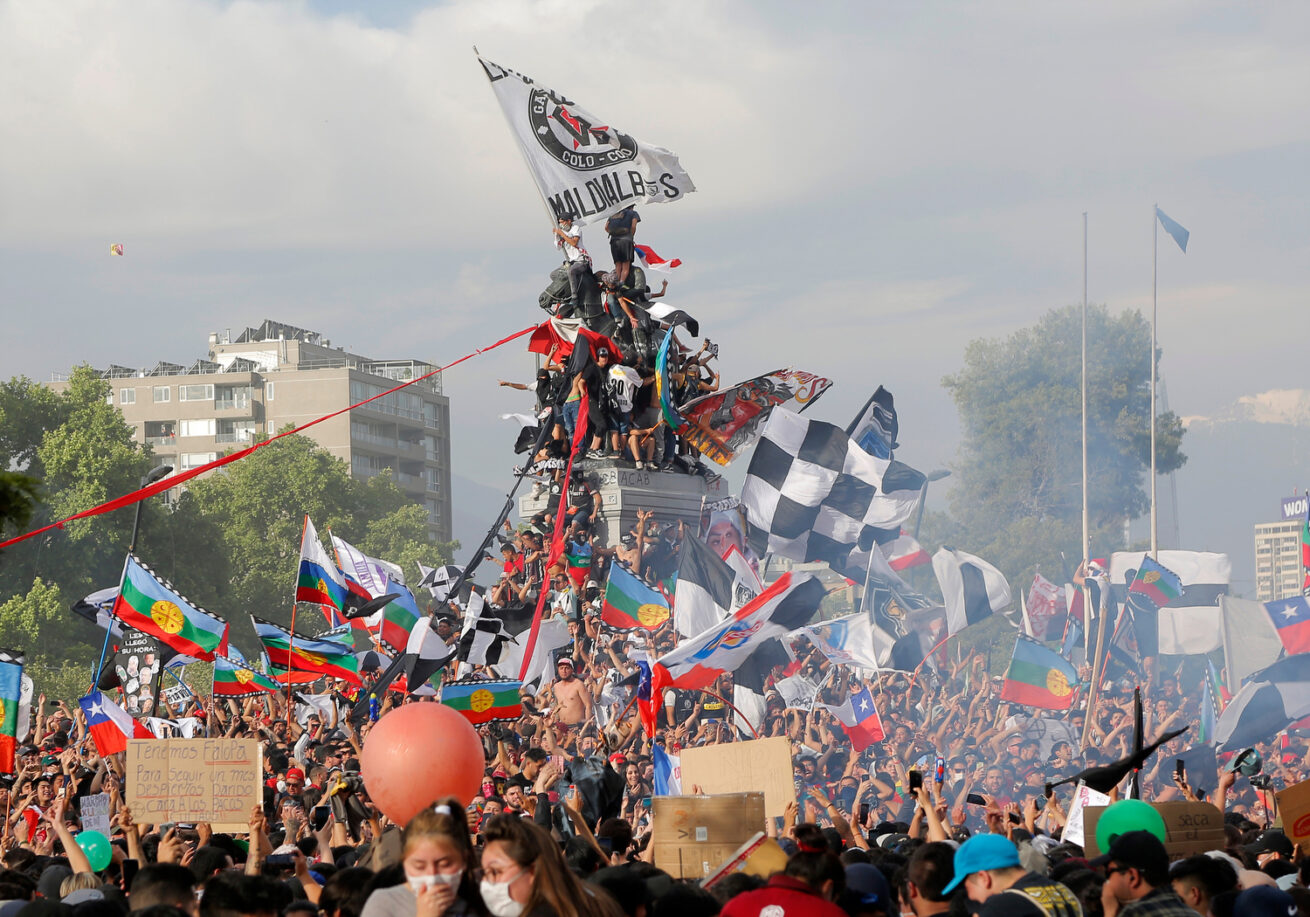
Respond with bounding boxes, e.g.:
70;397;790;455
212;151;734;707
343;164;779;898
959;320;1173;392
479;57;695;226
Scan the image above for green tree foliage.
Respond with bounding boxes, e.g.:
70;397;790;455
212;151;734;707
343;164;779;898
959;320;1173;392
162;434;455;644
0;578;96;701
941;304;1186;588
0;370;456;679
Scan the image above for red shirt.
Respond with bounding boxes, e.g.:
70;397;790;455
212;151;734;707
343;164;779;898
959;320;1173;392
720;875;847;917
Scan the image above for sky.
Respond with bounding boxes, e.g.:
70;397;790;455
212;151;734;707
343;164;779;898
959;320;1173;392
2;0;1307;576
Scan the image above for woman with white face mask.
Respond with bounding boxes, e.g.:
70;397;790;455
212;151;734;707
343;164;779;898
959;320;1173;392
361;799;483;917
478;817;622;917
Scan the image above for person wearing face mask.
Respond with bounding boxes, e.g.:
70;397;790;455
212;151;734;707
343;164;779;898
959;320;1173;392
479;815;623;917
360;798;483;917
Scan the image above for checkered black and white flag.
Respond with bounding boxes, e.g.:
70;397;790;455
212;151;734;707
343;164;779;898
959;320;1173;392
742;409;926;574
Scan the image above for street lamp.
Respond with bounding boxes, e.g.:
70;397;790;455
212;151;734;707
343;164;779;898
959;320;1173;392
129;464;174;554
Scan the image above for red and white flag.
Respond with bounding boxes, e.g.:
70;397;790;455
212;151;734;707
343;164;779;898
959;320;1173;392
640;573;825;734
79;690;153;756
1026;573;1064;641
881;531;930;571
634;244;681;274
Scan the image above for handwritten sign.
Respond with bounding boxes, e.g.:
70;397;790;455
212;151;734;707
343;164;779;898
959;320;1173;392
79;793;111;836
1060;783;1111;849
126;738;260;830
1082;801;1225;859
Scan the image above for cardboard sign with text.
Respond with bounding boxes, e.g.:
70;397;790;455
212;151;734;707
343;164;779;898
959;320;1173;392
680;735;795;819
1277;778;1310;844
126;738;261;831
79;793;111;836
1082;801;1225;859
652;793;766;878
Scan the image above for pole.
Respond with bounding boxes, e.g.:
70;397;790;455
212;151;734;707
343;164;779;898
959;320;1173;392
1082;212;1095;670
1150;204;1158;559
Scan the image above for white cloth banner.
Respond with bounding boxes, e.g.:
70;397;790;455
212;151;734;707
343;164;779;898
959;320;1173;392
479;57;695;226
1061;782;1112;848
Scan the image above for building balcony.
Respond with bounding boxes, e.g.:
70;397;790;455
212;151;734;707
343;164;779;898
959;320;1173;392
145;435;177;447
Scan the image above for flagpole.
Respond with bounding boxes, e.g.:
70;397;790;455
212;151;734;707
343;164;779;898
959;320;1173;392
93;553;133;690
1082;212;1095;675
1150;204;1158;560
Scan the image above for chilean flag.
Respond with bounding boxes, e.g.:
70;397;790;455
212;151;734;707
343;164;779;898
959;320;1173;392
820;686;885;752
1265;597;1310;655
634;244;681;273
79;690;153;756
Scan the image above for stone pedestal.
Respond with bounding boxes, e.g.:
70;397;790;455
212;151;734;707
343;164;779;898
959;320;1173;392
518;458;729;549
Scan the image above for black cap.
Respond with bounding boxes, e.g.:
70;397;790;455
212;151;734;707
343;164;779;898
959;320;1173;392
1091;830;1169;880
1245;829;1294;858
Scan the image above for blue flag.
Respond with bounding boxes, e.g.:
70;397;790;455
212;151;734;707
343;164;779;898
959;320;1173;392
1156;206;1189;253
652;744;682;796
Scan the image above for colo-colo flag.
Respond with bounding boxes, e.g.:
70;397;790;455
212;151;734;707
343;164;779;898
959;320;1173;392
478;57;695;227
113;556;229;660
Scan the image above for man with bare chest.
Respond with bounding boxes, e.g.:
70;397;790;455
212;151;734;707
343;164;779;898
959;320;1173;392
551;657;593;726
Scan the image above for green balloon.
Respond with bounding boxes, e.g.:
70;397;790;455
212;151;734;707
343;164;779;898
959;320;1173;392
1095;799;1167;853
75;829;112;872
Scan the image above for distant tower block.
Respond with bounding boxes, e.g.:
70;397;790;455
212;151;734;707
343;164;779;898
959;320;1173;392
519;460;728;550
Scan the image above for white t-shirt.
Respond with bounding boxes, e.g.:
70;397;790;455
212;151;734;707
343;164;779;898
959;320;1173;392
555;226;588;263
606;365;640;413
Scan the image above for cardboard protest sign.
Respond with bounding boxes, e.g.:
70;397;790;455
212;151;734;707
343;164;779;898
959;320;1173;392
680;735;795;819
126;738;260;831
1082;800;1225;859
652;793;766;878
79;793;111;836
1060;783;1111;849
1277;777;1310;844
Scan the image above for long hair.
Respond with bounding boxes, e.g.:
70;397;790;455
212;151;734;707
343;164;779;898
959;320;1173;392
480;816;622;917
402;797;483;911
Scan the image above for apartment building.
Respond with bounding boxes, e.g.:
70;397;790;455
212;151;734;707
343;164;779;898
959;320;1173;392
1254;519;1306;602
50;320;452;542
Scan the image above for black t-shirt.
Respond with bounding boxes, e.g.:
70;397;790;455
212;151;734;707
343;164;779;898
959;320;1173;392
978;873;1083;917
606;208;639;236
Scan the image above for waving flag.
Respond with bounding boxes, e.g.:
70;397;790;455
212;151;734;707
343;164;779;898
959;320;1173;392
653;744;682;795
602;564;671;632
846;385;899;460
479;56;694;227
79;690;152;756
297;517;349;611
113;556;229;660
1155;206;1189;253
377;585;423;653
440;679;522;725
1127;555;1184;612
252;616;361;686
1000;636;1079;710
0;651;23;774
933;547;1011;635
672;534;734;639
640;573;825;734
213;656;280;697
634;244;681;274
1265;597;1310;655
331;534;403;598
818;685;885;752
1216;654;1310;751
796;613;889;672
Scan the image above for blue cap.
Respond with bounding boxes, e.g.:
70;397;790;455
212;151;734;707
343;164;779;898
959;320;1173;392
941;834;1020;894
1233;886;1296;917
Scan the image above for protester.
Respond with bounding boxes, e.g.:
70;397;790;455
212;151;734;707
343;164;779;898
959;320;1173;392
360;801;482;916
942;834;1082;916
1093;831;1195;917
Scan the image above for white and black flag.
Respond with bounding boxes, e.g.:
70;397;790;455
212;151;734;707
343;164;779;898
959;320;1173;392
933;547;1012;635
741;409;926;576
672;534;734;638
418;564;464;602
479;57;695;226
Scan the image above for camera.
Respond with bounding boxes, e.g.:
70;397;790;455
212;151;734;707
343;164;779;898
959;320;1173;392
1249;774;1272;789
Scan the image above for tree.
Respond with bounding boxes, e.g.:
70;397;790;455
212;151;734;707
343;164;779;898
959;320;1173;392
940;304;1186;588
174;434;455;643
0;578;97;702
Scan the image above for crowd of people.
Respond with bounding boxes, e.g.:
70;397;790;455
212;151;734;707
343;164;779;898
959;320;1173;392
5;210;1309;917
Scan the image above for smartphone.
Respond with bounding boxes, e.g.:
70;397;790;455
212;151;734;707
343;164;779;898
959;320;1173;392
1044;783;1054;800
1175;759;1185;782
265;854;296;868
159;822;176;836
597;836;613;855
1007;812;1022;825
908;770;923;792
966;793;988;806
934;756;946;785
1031;797;1046;812
857;802;870;825
119;854;137;890
311;805;330;832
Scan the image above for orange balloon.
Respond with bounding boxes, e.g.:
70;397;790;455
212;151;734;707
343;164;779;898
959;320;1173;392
360;702;486;823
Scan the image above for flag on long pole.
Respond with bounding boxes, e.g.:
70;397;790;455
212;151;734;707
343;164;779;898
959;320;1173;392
477;56;695;227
